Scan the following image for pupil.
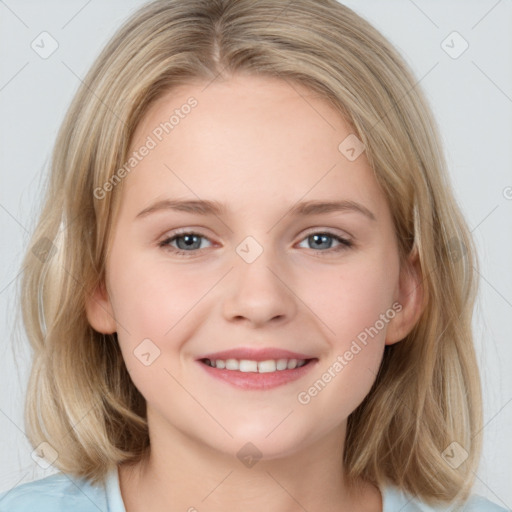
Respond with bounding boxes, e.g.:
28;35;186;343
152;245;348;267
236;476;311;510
311;234;331;249
178;234;200;250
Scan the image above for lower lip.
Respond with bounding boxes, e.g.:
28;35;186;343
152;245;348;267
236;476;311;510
197;359;318;390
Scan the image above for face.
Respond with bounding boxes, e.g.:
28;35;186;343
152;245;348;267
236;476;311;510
87;74;421;461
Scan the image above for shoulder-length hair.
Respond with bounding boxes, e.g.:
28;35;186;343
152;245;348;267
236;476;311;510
19;0;482;505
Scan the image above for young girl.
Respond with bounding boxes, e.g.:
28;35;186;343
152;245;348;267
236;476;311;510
0;0;508;510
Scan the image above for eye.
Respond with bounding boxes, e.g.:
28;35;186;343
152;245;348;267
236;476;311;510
159;231;213;256
158;229;353;257
296;231;353;255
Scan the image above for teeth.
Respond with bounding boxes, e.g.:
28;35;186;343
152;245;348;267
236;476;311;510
203;358;309;372
276;359;288;370
225;359;239;370
239;360;258;372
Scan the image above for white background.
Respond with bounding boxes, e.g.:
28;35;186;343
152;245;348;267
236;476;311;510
0;0;511;508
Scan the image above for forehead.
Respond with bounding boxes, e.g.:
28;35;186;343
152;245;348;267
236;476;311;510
120;75;389;221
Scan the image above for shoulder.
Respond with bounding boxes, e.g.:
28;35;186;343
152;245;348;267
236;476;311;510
0;471;109;512
460;494;511;512
381;484;510;511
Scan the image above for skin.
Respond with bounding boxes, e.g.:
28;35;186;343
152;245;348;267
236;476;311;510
86;74;423;512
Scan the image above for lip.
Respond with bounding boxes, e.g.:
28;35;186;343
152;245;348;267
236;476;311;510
197;347;315;362
196;347;318;390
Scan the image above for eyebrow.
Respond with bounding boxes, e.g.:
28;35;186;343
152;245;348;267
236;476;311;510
135;198;376;221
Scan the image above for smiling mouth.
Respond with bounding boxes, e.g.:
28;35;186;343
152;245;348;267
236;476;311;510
200;357;317;373
197;356;319;390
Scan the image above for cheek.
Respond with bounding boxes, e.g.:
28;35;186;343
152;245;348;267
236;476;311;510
109;250;210;335
303;251;399;345
107;256;205;400
295;250;399;415
106;252;195;373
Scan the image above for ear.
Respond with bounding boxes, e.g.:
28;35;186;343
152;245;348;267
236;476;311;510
85;279;117;334
385;247;425;345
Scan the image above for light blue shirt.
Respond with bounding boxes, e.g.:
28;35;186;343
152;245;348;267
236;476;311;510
0;467;509;511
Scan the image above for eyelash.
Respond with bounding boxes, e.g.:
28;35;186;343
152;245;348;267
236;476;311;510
158;229;353;257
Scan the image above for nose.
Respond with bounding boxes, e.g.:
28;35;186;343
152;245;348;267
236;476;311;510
222;250;298;328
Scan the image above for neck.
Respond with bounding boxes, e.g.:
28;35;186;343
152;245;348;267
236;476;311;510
118;420;382;512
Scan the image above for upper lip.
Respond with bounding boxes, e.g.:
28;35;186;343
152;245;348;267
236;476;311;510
197;347;317;362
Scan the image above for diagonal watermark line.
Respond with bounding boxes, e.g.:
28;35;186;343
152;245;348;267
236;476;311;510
471;471;511;510
407;0;439;29
0;266;25;296
473;266;512;309
0;202;28;233
266;163;338;234
61;61;126;125
61;0;93;29
61;266;132;336
365;365;417;422
262;0;295;30
61;474;104;512
399;194;501;318
0;0;29;28
265;471;311;512
472;61;512;105
163;367;233;438
471;0;503;30
0;61;29;92
369;61;440;134
199;68;224;93
1;402;101;508
265;409;294;438
163;164;234;233
63;397;104;440
396;495;419;512
472;395;512;440
0;472;30;504
0;407;28;437
56;210;84;238
284;78;336;130
200;470;234;502
163;267;234;336
470;204;499;233
363;366;444;510
265;266;336;335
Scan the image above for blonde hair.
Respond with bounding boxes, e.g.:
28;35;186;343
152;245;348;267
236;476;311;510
19;0;482;505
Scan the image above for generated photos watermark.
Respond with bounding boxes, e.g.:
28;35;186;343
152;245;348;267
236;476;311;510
297;301;402;405
93;96;198;200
